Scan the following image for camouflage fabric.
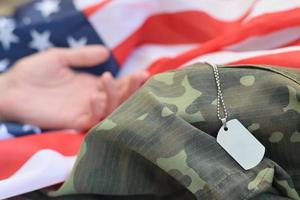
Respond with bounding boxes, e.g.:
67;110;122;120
54;63;300;200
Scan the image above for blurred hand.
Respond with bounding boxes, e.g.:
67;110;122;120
0;46;149;130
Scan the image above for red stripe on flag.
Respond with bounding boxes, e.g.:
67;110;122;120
0;131;84;180
83;0;111;16
113;11;241;65
282;39;300;47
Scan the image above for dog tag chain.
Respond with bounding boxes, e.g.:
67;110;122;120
206;62;265;170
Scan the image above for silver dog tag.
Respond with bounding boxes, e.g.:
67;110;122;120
217;119;265;170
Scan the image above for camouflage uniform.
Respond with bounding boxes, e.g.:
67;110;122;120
54;63;300;200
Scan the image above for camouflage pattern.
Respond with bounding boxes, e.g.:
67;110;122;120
54;63;300;200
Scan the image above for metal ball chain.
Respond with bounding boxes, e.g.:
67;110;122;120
205;62;228;129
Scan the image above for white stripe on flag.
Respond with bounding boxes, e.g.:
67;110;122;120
226;25;300;51
184;45;300;66
73;0;107;10
244;0;300;21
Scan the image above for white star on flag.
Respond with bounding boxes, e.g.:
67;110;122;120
22;17;32;25
0;17;19;50
22;124;41;133
0;17;16;30
0;124;13;140
35;0;61;17
67;36;88;48
29;30;53;51
0;59;9;72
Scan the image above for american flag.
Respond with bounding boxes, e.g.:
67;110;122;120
1;0;300;198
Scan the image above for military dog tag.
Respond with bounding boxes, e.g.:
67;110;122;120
216;119;265;170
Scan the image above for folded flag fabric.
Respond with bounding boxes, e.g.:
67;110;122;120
0;0;300;198
0;130;84;199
